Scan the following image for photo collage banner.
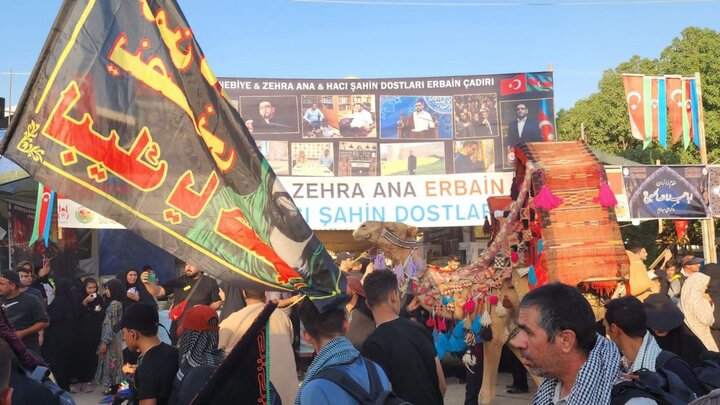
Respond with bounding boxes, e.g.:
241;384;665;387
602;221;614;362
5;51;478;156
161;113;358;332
219;72;556;178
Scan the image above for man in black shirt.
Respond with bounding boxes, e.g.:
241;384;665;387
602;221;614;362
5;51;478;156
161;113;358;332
362;270;446;405
0;271;48;355
142;263;222;344
116;303;178;405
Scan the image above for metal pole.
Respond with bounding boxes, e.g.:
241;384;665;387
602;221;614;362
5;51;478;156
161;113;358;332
695;72;717;263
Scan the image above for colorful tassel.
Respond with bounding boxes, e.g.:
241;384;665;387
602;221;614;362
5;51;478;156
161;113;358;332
528;265;537;286
463;349;477;369
462;299;476;315
594;180;618;208
480;326;493;342
426;316;436;328
408;258;418;279
534;185;563;210
538;239;543;254
436;333;448;359
489;295;499;305
471;315;482;334
511;251;519;263
438;318;447;332
374;251;386;270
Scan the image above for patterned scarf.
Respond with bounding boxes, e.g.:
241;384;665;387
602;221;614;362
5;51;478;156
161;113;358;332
294;336;359;405
623;331;663;373
176;324;225;383
533;334;621;405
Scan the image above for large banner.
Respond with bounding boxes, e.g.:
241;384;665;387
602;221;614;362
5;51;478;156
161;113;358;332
280;172;514;230
623;166;710;219
220;72;555;175
0;0;343;305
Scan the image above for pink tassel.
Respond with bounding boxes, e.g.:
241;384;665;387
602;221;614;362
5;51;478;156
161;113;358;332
426;317;436;328
534;185;563;210
462;299;475;314
489;295;499;305
438;318;447;331
594;180;617;208
510;251;519;263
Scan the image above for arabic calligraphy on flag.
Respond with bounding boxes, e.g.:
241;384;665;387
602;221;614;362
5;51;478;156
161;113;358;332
0;0;344;308
622;165;710;219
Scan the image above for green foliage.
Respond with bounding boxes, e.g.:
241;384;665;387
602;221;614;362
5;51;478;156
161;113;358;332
557;27;720;165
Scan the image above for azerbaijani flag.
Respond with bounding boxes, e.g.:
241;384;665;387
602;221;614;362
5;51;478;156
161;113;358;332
538;99;555;142
527;73;553;92
29;183;55;247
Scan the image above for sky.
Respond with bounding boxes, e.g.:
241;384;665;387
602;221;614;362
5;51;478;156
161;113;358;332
1;0;720;113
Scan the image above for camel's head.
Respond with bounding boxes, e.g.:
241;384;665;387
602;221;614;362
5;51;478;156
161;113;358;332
353;221;419;243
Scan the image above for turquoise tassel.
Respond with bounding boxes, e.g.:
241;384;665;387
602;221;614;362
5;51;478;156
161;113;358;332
529;265;537;286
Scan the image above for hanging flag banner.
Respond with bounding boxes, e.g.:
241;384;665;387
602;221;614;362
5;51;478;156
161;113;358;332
0;0;345;307
57;197;125;229
623;75;647;143
666;76;684;145
623;74;701;150
622;166;710;219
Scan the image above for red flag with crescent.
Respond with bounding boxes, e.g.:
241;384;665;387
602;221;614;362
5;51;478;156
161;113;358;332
501;74;527;96
622;75;646;142
665;76;683;144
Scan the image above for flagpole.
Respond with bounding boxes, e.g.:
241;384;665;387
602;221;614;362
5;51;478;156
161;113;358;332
695;72;717;263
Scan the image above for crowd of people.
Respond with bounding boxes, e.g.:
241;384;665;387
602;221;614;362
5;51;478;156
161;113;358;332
2;245;720;405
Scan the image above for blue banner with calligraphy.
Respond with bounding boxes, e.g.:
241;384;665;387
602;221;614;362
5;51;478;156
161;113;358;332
0;0;345;310
622;165;710;219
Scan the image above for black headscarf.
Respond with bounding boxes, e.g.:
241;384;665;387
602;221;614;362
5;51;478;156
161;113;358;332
104;278;126;307
116;268;157;309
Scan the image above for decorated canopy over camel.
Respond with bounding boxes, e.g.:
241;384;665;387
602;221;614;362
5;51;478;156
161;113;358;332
354;140;631;404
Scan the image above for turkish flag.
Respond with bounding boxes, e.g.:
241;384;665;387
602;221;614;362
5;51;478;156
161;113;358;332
500;74;527;95
622;75;646;142
665;76;683;144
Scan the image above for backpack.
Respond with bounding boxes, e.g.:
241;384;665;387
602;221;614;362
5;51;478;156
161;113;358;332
656;350;707;397
25;366;77;405
312;359;411;405
612;372;693;405
611;363;698;405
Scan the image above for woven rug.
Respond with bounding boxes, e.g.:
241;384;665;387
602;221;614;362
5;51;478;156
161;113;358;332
515;141;629;289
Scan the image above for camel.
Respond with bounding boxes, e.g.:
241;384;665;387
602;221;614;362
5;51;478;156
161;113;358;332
353;220;616;405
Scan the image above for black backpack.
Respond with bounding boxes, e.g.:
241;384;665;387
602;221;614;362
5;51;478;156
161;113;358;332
312;359;411;405
694;359;720;393
611;362;698;405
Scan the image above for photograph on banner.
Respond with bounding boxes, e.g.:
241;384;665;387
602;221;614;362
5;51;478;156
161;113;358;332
8;203;79;278
708;165;720;217
499;98;556;169
622;166;710;219
605;166;631;221
379;96;453;140
291;142;335;176
453;140;496;173
453;93;499;138
239;95;300;134
338;142;377;176
380;142;445;176
300;95;376;139
256;140;290;175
